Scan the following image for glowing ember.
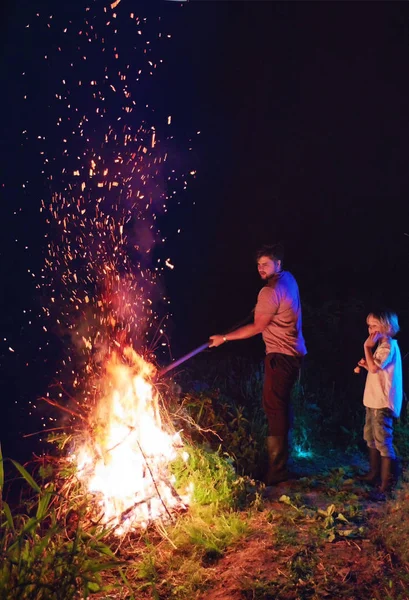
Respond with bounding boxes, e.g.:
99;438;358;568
73;346;189;534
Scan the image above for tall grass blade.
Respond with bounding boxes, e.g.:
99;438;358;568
2;501;15;532
21;516;39;534
36;487;54;520
89;541;116;557
10;460;41;493
86;561;123;573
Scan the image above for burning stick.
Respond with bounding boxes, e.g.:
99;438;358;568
159;343;210;377
40;396;88;422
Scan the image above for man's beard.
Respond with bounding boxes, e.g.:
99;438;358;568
266;272;279;282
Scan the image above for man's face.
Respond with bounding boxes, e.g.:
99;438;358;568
257;256;281;280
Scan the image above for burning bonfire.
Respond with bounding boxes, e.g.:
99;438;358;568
66;345;190;535
30;0;201;538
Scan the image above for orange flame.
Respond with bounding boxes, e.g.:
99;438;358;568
72;346;189;534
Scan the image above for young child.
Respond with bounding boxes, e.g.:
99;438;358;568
355;310;403;495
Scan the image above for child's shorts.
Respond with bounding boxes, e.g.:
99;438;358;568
363;407;395;458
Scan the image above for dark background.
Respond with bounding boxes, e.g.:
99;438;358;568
1;1;408;462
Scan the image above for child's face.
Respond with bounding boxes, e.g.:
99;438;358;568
367;316;383;335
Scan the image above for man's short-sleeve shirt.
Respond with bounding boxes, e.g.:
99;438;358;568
254;271;307;357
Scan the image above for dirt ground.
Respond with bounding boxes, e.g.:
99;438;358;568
195;451;408;600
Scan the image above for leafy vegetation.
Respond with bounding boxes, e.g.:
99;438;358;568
0;444;125;600
1;312;409;599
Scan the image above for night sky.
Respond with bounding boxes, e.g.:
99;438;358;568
1;1;409;461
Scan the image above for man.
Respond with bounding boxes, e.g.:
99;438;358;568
209;244;307;485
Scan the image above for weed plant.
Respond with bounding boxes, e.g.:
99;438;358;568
0;445;125;600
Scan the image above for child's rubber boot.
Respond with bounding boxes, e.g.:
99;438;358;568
369;457;393;502
379;457;394;493
358;447;381;486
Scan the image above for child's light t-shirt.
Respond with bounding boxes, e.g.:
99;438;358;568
363;339;403;418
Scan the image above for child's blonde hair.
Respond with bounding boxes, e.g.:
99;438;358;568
367;310;400;337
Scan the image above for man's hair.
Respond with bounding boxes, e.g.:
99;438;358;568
367;310;400;337
256;243;284;263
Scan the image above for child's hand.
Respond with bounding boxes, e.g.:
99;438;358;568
364;332;380;348
354;358;367;373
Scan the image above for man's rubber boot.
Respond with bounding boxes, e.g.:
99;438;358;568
265;436;289;485
358;447;381;485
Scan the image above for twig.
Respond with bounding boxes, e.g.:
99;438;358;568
105;425;135;455
23;426;72;438
39;396;87;421
170;407;223;441
116;495;157;523
48;382;84;408
136;440;174;522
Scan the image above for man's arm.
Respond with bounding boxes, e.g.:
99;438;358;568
209;312;272;348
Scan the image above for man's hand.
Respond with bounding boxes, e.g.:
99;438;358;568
364;332;380;349
209;316;269;348
208;335;225;348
